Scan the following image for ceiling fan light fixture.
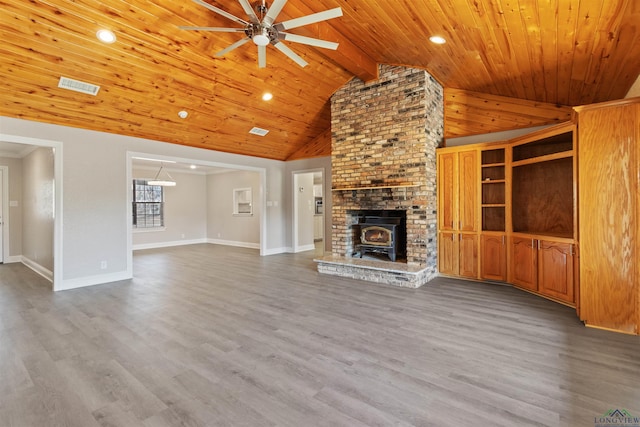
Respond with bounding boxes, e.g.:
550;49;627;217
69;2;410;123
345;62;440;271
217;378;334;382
148;164;177;187
252;32;270;46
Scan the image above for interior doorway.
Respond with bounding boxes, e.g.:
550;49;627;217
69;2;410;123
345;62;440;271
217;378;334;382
0;134;62;290
293;169;324;254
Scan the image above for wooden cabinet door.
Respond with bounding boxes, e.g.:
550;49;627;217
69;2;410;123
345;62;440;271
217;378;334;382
511;236;537;291
459;233;478;278
577;102;639;333
438;232;458;275
458;150;478;232
481;234;506;281
538;240;574;303
438;152;456;231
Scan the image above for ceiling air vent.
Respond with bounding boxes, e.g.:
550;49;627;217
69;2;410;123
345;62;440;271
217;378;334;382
249;127;269;137
58;76;101;96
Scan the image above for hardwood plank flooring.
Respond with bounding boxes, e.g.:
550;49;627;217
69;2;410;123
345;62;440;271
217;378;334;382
1;243;639;426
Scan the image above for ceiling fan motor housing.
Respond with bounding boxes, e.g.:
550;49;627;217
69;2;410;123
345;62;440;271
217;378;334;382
246;23;278;46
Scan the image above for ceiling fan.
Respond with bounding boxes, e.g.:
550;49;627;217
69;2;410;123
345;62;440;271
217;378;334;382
180;0;342;68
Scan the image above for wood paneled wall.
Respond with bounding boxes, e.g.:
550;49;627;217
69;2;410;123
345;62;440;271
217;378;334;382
286;128;331;160
444;89;573;138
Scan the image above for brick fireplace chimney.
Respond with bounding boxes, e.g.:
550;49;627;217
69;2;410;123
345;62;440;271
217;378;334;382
322;65;443;287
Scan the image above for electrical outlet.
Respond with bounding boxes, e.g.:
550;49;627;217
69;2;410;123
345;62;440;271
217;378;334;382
100;261;107;269
217;232;221;238
181;233;185;239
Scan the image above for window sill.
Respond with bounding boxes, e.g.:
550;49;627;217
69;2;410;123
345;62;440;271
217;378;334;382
133;227;166;233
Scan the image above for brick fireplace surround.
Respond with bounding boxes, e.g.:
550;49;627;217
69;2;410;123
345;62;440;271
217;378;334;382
315;65;443;288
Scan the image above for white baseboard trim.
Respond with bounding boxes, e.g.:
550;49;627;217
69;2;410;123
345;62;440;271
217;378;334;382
56;270;132;292
262;247;290;255
206;239;260;250
133;238;208;251
21;256;53;282
4;255;22;263
294;244;316;253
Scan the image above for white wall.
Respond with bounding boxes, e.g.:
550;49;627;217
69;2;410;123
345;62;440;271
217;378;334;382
0;156;23;259
22;147;54;275
0;116;287;290
207;170;261;247
132;168;208;249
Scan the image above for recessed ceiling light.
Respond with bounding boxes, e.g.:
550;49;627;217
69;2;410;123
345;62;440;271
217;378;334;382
262;92;273;101
429;35;446;44
190;165;197;169
96;29;116;44
178;110;188;119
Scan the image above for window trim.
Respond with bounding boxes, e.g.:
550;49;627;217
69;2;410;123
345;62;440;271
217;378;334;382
132;179;166;229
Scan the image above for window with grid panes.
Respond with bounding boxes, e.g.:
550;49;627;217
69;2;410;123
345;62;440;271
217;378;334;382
132;179;164;228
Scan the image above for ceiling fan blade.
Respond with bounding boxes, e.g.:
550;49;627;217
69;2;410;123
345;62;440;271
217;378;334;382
214;37;250;57
263;0;288;26
278;33;338;50
191;0;249;26
272;41;308;67
258;45;267;68
275;7;342;31
179;26;245;32
237;0;260;24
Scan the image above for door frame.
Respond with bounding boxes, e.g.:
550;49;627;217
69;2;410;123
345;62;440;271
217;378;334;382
126;151;269;279
0;134;63;289
292;168;324;253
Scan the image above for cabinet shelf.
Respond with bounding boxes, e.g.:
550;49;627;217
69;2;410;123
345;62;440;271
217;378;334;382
482;162;505;168
482;203;505;207
482;179;506;184
512;151;573;167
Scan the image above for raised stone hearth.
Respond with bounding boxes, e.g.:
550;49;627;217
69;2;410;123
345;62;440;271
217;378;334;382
315;65;443;288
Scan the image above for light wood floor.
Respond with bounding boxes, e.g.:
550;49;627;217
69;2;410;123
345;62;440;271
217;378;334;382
1;244;639;426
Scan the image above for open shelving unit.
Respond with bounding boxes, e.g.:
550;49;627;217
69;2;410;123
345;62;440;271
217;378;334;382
510;128;575;239
481;148;506;232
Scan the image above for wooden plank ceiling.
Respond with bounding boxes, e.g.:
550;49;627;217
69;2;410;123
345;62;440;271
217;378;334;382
1;0;639;160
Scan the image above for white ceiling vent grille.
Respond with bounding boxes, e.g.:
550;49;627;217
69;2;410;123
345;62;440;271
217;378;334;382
249;127;269;137
58;76;101;96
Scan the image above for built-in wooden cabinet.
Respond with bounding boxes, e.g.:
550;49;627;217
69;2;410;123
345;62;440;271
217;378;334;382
438;150;478;232
480;233;506;281
437;149;479;278
438;123;577;304
510;235;575;303
480;146;507;282
481;147;506;232
438;97;640;334
575;99;640;334
537;239;574;304
510;235;537;291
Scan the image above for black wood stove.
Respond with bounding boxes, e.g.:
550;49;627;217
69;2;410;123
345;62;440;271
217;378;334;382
357;216;402;262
